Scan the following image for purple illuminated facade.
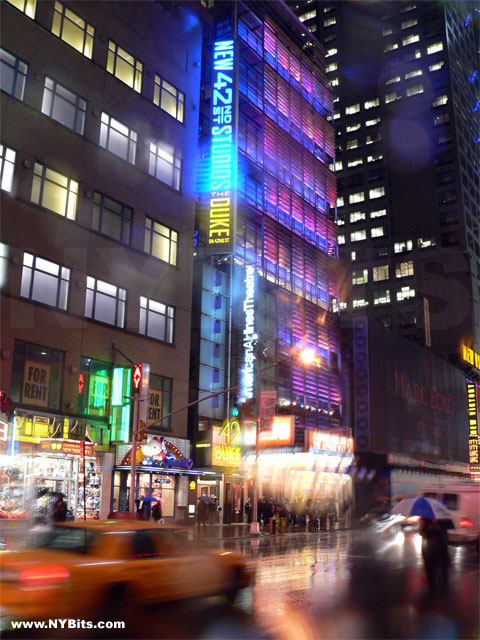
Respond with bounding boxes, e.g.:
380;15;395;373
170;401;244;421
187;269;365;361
192;3;343;439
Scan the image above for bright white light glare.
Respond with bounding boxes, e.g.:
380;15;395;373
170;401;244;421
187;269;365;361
0;243;9;289
300;348;316;365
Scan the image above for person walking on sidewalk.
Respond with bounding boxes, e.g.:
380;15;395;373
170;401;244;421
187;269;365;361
245;498;252;524
197;497;208;531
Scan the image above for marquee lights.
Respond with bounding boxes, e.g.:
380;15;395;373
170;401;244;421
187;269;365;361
466;382;480;473
242;265;256;399
208;39;235;252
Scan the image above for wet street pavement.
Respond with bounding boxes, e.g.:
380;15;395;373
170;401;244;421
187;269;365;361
4;526;479;640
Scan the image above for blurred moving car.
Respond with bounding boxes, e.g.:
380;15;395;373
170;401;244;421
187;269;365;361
417;483;480;548
0;520;254;625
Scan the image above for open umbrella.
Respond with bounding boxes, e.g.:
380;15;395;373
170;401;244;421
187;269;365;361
141;496;158;502
391;497;452;520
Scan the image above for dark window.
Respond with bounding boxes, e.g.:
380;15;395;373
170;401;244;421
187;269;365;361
92;193;132;245
29;526;96;554
0;47;28;100
130;529;158;558
441;493;458;511
149;373;173;429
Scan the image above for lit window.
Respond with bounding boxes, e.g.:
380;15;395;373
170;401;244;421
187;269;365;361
406;84;423;96
386;76;401;85
417;236;435;248
149;142;181;191
324;16;336;27
324;5;334;12
401;4;416;13
364;98;380;110
349;191;365;204
432;95;448;107
31;162;77;220
371;226;386;237
41;77;86;134
20;252;70;310
397;285;415;301
346;122;361;133
370;208;386;218
339;301;347;310
337;234;345;245
139;297;174;343
374;289;390;305
350;211;366;223
0;47;28;100
385;92;398;104
0;144;16;192
330;77;339;87
353;298;368;308
308;23;317;33
51;2;94;59
396;260;414;278
299;10;316;22
347;139;359;150
369;186;385;199
335;216;345;226
345;103;360;115
333;111;341;120
325;48;337;57
401;18;418;29
405;69;422;79
366;133;382;144
334;160;343;171
325;62;338;73
367;153;383;163
154;75;185;123
92;192;131;245
366;118;381;127
144;217;177;265
351;230;367;242
351;251;356;261
5;0;36;18
394;240;413;253
382;27;393;36
106;40;143;92
427;42;443;55
348;158;363;168
384;43;399;53
429;61;444;72
85;276;126;327
99;113;137;164
352;269;368;285
373;265;389;281
337;196;344;207
402;34;420;46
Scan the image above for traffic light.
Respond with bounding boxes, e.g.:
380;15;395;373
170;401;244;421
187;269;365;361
131;363;150;397
231;396;239;417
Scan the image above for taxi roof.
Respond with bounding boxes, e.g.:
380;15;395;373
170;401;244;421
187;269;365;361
57;520;177;532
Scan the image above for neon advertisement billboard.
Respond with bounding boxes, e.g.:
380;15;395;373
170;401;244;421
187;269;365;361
242;264;256;399
207;39;236;253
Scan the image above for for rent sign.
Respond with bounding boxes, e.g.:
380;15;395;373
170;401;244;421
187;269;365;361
22;361;50;407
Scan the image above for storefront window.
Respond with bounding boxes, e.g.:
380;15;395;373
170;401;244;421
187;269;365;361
10;340;64;410
113;470;175;517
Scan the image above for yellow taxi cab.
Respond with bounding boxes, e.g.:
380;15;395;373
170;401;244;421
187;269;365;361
0;520;254;624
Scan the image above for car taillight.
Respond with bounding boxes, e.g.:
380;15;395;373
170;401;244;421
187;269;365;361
19;565;70;584
458;518;473;528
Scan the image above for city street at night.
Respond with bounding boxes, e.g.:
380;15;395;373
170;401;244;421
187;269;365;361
4;525;478;640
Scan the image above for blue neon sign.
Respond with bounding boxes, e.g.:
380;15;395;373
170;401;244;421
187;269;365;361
207;39;235;253
242;264;256;399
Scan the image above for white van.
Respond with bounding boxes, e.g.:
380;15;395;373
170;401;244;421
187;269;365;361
416;483;480;548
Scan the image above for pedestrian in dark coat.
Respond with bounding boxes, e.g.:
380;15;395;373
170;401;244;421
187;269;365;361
245;499;252;524
197;498;207;531
419;517;449;593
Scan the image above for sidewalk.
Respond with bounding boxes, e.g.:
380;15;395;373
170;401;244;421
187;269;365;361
175;522;347;541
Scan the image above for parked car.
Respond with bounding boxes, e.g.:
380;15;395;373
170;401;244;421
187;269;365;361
0;520;254;626
416;483;480;548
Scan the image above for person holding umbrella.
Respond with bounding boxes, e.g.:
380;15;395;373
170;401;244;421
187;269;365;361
392;496;451;594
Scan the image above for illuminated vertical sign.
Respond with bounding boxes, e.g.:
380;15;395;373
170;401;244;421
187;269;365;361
207;39;235;253
242;265;256;399
466;382;480;473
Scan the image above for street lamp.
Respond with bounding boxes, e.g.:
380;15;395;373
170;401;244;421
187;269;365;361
249;347;319;535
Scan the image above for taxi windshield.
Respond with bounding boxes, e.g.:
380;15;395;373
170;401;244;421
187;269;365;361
28;526;97;554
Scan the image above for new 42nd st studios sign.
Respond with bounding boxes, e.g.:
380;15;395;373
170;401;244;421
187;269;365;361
207;39;236;254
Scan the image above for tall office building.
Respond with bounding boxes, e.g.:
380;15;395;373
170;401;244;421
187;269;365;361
288;0;480;362
190;1;353;521
1;0;202;520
